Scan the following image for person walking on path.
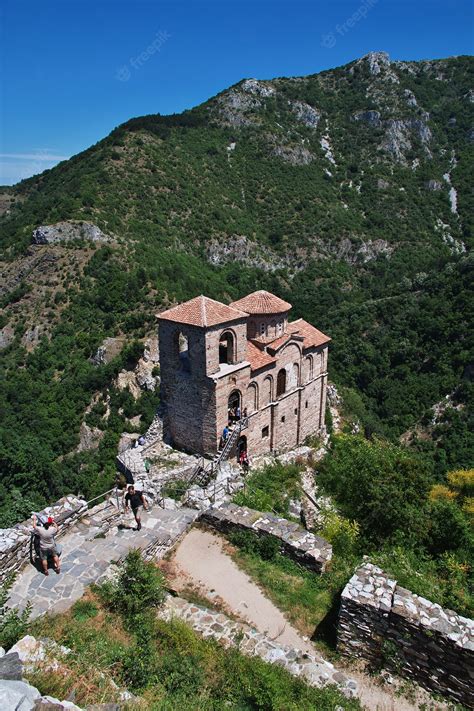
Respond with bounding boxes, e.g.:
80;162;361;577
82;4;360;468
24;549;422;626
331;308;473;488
32;514;60;576
124;485;148;531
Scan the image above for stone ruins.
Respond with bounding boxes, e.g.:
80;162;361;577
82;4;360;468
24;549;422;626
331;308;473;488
338;562;474;707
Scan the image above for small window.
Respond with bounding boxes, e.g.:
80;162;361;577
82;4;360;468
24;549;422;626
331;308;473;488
262;426;269;438
294;408;298;415
277;320;283;335
260;322;266;336
305;401;308;409
281;415;285;423
276;369;286;397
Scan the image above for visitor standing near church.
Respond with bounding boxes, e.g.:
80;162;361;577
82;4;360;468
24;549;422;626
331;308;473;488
124;485;148;531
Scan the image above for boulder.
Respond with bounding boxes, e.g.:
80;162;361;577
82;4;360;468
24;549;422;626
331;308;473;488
0;652;23;680
0;679;41;711
34;697;82;710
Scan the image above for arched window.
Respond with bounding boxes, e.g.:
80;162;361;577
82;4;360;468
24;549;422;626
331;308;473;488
291;363;299;389
305;355;313;382
262;376;273;406
277;319;284;335
175;330;190;372
259;322;267;337
219;331;235;365
247;382;259;412
277;368;286;397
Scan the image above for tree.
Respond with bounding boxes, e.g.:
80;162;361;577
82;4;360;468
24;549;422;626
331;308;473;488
317;435;431;545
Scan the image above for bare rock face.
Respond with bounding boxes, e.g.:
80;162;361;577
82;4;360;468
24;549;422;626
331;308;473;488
351;110;381;127
425;179;443;191
362;51;391;75
241;78;275;98
271;143;314;165
32;221;110;245
90;336;126;366
382;118;432;163
0;325;14;351
216;90;262;127
77;422;104;452
289;100;321;128
206;234;291;272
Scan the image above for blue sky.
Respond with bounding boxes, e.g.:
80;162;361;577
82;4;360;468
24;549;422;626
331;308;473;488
1;0;473;185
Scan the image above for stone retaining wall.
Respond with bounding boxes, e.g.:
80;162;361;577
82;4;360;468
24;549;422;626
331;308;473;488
0;496;87;585
338;563;474;707
159;595;357;698
201;503;332;573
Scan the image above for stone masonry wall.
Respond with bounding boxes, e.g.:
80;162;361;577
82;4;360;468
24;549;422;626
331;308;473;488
338;563;474;707
158;320;217;455
0;496;86;585
202;503;332;573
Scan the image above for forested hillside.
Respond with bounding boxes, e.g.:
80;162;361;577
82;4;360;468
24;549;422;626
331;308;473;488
0;51;473;523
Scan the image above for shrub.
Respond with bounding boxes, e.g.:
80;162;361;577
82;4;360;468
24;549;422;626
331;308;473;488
0;573;31;650
97;549;165;621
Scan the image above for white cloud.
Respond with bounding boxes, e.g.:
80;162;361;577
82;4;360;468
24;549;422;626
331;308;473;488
0;151;70;185
0;152;69;161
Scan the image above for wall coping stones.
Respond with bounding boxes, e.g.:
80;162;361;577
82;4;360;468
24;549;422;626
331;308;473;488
201;502;332;573
338;562;474;707
159;594;357;698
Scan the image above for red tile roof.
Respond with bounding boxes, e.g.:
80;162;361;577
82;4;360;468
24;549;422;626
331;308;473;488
288;319;331;349
246;340;275;371
266;332;304;352
157;295;248;328
230;290;291;314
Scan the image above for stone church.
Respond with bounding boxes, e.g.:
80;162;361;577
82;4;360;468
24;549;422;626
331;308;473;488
157;290;329;458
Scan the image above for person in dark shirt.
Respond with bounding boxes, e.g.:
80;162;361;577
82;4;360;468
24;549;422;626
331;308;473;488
124;485;148;531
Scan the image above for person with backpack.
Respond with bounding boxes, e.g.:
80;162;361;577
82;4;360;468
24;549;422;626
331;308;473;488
32;514;60;575
124;485;148;531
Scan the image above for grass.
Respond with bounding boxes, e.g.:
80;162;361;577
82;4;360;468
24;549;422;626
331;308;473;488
27;587;361;710
225;530;358;657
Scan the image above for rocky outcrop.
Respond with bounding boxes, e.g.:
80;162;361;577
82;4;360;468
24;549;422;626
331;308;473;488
351;110;381;127
338;563;474;707
90;337;126;366
289;101;321;128
216;90;262;127
241;79;275;98
271;143;314;165
360;51;391;76
77;423;104;453
0;325;14;351
202;503;332;573
32;221;110;246
206;234;292;272
312;237;393;264
382;118;432;162
424;179;443;191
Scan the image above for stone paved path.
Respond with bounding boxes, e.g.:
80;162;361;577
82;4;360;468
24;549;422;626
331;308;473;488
8;506;197;619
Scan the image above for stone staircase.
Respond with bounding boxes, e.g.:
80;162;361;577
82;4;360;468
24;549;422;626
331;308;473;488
189;417;248;488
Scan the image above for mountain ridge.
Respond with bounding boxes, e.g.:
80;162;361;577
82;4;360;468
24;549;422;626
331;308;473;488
0;52;472;520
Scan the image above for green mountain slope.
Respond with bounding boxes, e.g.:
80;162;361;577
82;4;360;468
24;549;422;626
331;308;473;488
0;51;473;519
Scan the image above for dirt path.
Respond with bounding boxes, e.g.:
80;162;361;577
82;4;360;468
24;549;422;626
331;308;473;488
166;528;447;711
169;527;314;653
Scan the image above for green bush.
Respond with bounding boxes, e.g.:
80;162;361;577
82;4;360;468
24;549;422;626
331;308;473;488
97;549;165;621
0;573;31;650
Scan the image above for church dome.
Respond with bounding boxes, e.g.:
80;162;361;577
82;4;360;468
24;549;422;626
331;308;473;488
230;290;291;315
